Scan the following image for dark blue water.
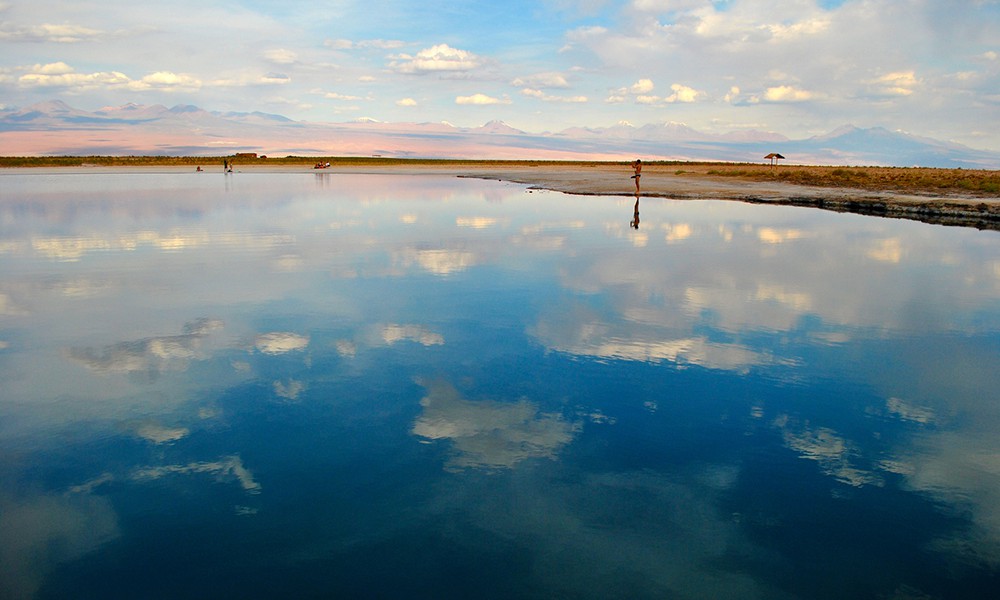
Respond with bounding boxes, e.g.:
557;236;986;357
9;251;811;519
1;171;999;599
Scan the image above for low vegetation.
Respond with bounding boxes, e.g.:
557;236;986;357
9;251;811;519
702;164;1000;196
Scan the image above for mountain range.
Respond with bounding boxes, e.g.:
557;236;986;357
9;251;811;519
1;100;997;169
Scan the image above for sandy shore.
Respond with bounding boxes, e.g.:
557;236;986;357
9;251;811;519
5;163;999;230
455;164;1000;231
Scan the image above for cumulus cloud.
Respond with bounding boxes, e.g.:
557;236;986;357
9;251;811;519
608;78;702;105
17;62;202;91
870;70;920;96
455;93;510;105
19;66;130;89
665;83;702;103
391;44;481;74
630;78;655;94
132;71;202;90
396;97;417;106
760;85;814;103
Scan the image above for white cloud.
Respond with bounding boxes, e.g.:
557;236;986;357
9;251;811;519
521;88;588;103
630;78;654;94
396;97;417;106
325;38;354;50
33;61;75;75
130;71;202;91
391;44;481;74
871;70;920;96
761;85;814;102
325;91;363;101
263;48;297;64
211;72;288;88
665;83;702;103
455;93;510;106
19;68;131;89
17;62;205;92
512;72;570;88
0;22;106;43
327;38;405;50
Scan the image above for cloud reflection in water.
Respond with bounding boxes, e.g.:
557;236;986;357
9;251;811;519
412;380;580;472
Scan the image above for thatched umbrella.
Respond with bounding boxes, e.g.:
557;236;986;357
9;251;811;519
765;152;785;167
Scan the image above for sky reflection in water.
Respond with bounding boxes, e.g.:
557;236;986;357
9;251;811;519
1;172;999;599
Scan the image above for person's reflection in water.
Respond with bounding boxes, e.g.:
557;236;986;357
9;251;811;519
630;192;640;229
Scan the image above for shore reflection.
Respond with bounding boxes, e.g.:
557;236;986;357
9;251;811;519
1;172;998;598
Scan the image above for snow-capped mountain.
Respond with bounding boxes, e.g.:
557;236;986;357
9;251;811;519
1;100;997;168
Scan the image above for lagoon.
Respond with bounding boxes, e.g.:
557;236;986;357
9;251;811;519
1;171;999;599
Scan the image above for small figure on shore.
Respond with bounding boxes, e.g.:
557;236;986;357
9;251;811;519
196;166;203;172
630;193;640;229
224;159;229;172
630;159;642;192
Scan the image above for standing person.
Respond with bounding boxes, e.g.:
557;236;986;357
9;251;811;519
224;158;228;172
631;159;642;192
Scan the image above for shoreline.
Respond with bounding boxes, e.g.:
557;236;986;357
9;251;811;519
3;162;999;231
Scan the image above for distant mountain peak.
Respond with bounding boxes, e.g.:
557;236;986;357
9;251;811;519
476;120;524;134
815;124;862;140
2;98;996;168
169;104;203;114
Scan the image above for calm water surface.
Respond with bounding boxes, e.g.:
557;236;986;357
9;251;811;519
1;171;999;599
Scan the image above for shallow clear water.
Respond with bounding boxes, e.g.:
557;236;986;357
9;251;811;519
1;171;999;599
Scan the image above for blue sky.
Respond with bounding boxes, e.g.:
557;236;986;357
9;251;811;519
1;0;998;149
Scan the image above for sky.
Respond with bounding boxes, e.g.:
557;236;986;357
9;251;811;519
1;0;999;150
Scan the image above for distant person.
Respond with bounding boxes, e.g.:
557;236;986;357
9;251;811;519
196;166;203;172
631;159;642;192
224;159;228;172
630;194;640;229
